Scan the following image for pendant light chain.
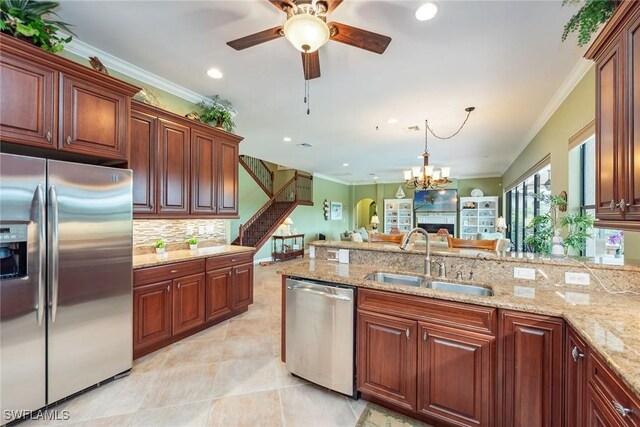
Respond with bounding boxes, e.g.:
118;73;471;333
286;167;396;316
425;107;475;140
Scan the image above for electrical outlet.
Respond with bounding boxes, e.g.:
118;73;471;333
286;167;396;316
565;272;590;286
198;226;205;234
514;286;536;298
206;224;214;234
514;267;536;280
186;225;194;235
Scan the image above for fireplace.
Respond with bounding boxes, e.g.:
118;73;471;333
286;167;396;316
415;213;457;237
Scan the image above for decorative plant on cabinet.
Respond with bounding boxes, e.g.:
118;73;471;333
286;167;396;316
196;95;236;133
561;0;618;47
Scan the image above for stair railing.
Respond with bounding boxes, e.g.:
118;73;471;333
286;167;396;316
239;155;274;196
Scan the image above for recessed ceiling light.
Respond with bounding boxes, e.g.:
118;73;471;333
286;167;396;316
343;163;349;167
387;118;398;124
206;68;223;79
373;176;379;180
417;155;423;159
415;3;438;21
283;137;292;142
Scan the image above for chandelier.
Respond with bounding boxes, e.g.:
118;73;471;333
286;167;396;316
404;107;475;190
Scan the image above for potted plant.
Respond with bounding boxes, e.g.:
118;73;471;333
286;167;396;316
187;236;198;250
562;0;618;47
196;95;236;133
0;0;76;52
154;239;166;254
561;213;595;255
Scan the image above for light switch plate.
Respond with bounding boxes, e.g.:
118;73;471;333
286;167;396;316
565;272;590;286
514;267;536;280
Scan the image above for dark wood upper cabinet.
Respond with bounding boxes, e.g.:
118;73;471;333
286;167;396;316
158;118;190;215
586;1;640;229
218;139;239;215
357;310;417;412
130;110;157;213
498;311;564;427
172;273;206;335
191;129;218;214
417;322;494;427
0;53;56;148
566;327;588;427
59;74;129;159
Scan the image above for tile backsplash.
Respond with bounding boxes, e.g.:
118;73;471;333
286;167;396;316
133;219;227;249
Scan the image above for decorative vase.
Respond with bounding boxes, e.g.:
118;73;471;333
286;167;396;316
551;230;564;257
155;247;165;254
189;244;198;250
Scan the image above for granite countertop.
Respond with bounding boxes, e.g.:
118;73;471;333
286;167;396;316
310;240;640;272
277;259;640;400
133;245;255;269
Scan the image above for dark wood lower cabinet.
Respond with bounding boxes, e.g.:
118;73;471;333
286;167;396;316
418;322;494;426
133;281;172;350
206;267;233;321
232;262;254;309
587;385;625;427
566;327;588;427
172;273;205;335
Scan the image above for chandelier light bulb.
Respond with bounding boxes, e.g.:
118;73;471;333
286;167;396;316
404;170;412;180
440;167;451;178
432;170;441;180
412;166;421;177
425;165;434;177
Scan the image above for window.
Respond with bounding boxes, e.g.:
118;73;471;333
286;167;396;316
573;136;624;260
504;164;552;252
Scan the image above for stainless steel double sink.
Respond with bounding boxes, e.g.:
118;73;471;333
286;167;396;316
365;272;494;297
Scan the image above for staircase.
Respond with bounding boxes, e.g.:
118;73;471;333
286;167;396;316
233;172;313;250
239;155;273;196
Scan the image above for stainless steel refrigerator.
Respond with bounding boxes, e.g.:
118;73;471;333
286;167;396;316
0;153;133;420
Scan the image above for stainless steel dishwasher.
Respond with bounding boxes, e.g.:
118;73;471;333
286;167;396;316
285;278;356;397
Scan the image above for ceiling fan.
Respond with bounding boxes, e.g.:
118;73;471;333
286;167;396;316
226;0;392;80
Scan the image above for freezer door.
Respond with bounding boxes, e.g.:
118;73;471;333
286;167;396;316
0;154;47;419
47;160;133;403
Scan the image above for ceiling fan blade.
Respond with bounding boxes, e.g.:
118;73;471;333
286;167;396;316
328;22;391;54
322;0;344;13
227;26;284;50
268;0;294;12
301;50;321;80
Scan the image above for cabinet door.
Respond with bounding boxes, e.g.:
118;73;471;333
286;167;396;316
130;109;157;213
587;385;625;427
133;281;172;351
566;327;588;427
626;12;640;220
59;74;128;159
498;311;564;427
191;129;218;214
158;118;190;215
172;273;205;335
418;322;494;426
218;139;239;215
0;54;56;148
206;266;233;321
232;262;253;309
357;310;417;412
595;38;626;221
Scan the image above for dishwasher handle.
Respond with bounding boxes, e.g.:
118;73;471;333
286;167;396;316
287;284;352;301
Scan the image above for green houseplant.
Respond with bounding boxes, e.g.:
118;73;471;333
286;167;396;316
0;0;75;52
196;95;236;133
561;0;618;47
187;236;198;250
524;194;594;255
154;239;166;254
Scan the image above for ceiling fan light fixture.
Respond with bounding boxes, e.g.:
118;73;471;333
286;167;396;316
283;13;330;53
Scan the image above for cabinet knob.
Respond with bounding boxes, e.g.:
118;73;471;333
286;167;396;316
170;269;178;273
46;131;52;142
405;329;410;339
571;346;584;362
66;136;72;145
166;285;170;292
612;400;632;417
423;332;428;341
177;283;181;290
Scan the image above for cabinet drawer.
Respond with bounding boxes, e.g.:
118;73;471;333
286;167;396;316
206;252;253;271
358;289;496;335
134;259;205;286
588;352;640;426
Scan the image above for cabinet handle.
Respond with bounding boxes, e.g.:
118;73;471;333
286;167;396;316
610;199;616;210
405;329;410;339
166;285;170;292
612;401;632;417
46;131;52;142
571;346;584;362
423;332;428;341
177;283;181;290
66;136;71;145
619;199;629;213
170;269;178;273
231;259;237;262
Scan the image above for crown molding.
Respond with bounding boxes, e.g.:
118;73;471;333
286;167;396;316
65;38;210;105
504;58;594;175
312;173;351;186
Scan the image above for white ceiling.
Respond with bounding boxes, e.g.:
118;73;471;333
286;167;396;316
58;0;588;184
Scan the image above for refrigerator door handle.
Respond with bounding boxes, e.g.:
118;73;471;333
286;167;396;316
34;184;46;326
48;184;59;323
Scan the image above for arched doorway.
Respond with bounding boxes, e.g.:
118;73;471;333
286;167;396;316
355;198;376;229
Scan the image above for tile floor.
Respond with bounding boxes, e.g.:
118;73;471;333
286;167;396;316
21;264;369;427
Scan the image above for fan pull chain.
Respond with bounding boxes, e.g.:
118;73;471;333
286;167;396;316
303;47;311;115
